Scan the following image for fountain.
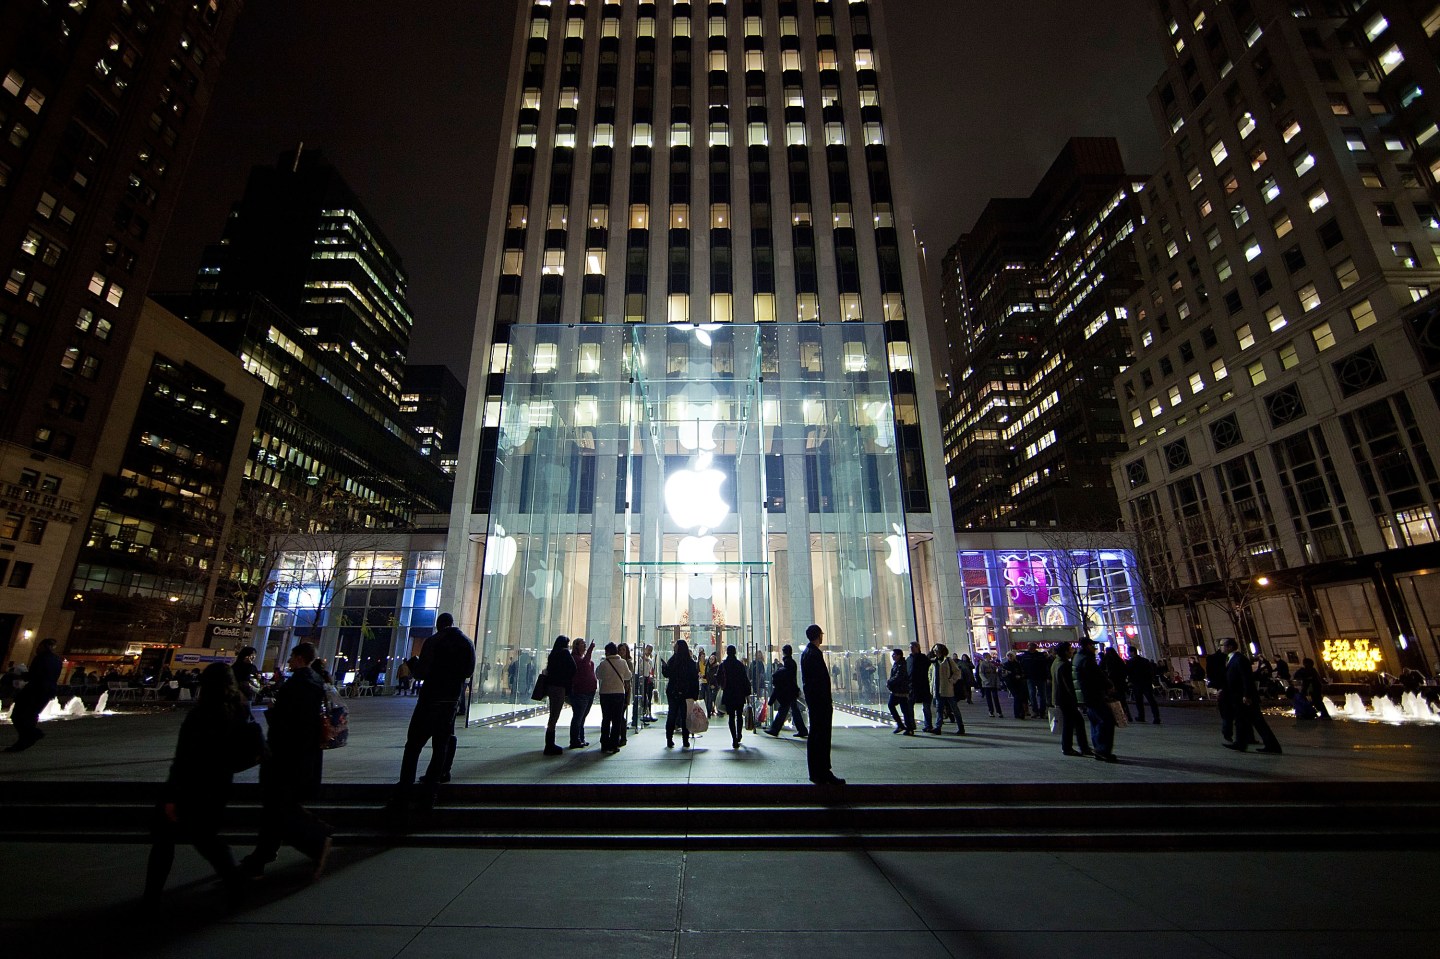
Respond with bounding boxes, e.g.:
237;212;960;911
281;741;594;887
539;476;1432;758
1321;691;1440;724
0;693;116;724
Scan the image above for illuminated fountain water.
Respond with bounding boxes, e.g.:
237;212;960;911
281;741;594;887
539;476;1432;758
1326;691;1440;724
0;693;115;724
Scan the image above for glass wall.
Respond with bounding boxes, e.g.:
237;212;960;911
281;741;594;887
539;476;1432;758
253;544;444;679
957;547;1154;657
473;323;917;713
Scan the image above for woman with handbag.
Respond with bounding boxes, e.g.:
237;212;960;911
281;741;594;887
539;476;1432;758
662;639;700;749
542;635;576;756
144;663;262;905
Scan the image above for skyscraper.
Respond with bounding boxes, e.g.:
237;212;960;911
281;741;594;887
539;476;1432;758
0;0;244;661
941;139;1146;531
1116;0;1440;671
443;0;963;708
159;151;453;622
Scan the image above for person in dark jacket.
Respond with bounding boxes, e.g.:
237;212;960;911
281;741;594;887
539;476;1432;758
5;638;61;752
907;641;934;732
1001;651;1027;719
1102;647;1132;722
144;663;259;903
1050;642;1092;757
233;646;262;704
1293;657;1331;720
1206;645;1234;741
1075;639;1119;763
543;635;576;756
719;645;752;748
886;648;914;734
957;654;976;704
1019;643;1051;718
800;624;844;785
1221;638;1282;753
569;637;597;749
395;613;476;794
662;639;700;748
240;642;333;879
1127;646;1162;724
764;644;809;738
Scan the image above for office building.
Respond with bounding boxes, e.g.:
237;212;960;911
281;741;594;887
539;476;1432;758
0;0;243;662
1116;0;1440;672
940;139;1146;531
401;363;466;475
443;0;964;710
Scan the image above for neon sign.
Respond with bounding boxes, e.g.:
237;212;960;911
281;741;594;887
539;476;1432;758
1321;638;1383;673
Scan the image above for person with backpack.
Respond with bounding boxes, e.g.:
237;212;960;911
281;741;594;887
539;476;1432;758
1050;642;1092;757
239;642;333;879
718;645;752;748
144;663;263;905
764;644;809;738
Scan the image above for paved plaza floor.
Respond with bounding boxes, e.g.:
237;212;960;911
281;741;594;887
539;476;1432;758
3;692;1440;786
3;696;1439;957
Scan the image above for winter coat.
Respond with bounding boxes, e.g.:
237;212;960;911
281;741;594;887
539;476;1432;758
597;654;633;695
771;654;801;704
663;653;700;700
935;657;962;698
907;652;932;698
977;658;1001;690
720;656;751;710
414;625;477;702
887;660;911;697
545;647;577;693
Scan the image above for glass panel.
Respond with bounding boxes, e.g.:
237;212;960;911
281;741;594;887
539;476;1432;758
470;323;916;714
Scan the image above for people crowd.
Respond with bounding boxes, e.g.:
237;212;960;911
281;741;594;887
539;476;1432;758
14;606;1437;905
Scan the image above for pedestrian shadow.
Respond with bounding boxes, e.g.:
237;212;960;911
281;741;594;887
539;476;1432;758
8;845;387;959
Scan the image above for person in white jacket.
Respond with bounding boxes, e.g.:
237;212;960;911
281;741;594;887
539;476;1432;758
931;644;966;734
596;643;634;754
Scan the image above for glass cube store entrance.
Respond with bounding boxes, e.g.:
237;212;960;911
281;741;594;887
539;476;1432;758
470;323;921;713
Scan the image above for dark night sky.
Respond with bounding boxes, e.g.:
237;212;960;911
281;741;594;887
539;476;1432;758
154;0;1166;379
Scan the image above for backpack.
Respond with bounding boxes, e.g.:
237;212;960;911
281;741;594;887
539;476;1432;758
320;696;349;750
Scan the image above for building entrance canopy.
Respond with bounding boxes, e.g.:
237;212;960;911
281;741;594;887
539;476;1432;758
472;323;919;710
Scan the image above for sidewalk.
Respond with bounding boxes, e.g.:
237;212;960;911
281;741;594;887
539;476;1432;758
3;694;1439;787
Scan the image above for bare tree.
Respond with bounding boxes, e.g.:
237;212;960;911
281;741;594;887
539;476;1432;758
1177;501;1281;647
1126;517;1185;658
1035;523;1132;645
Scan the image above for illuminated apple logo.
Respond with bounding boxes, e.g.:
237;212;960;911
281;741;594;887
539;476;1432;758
863;400;895;450
664;462;730;531
677;535;720;565
675;387;723;452
527;561;562;600
884;523;909;575
499;402;532;450
483;524;517;576
839;562;873;599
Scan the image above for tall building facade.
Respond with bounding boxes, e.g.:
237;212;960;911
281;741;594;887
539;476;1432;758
0;0;243;662
159;151;452;625
401;363;466;475
1116;0;1440;673
940;139;1146;531
444;0;963;710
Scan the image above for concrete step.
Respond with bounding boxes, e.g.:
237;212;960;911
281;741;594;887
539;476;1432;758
3;780;1438;850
